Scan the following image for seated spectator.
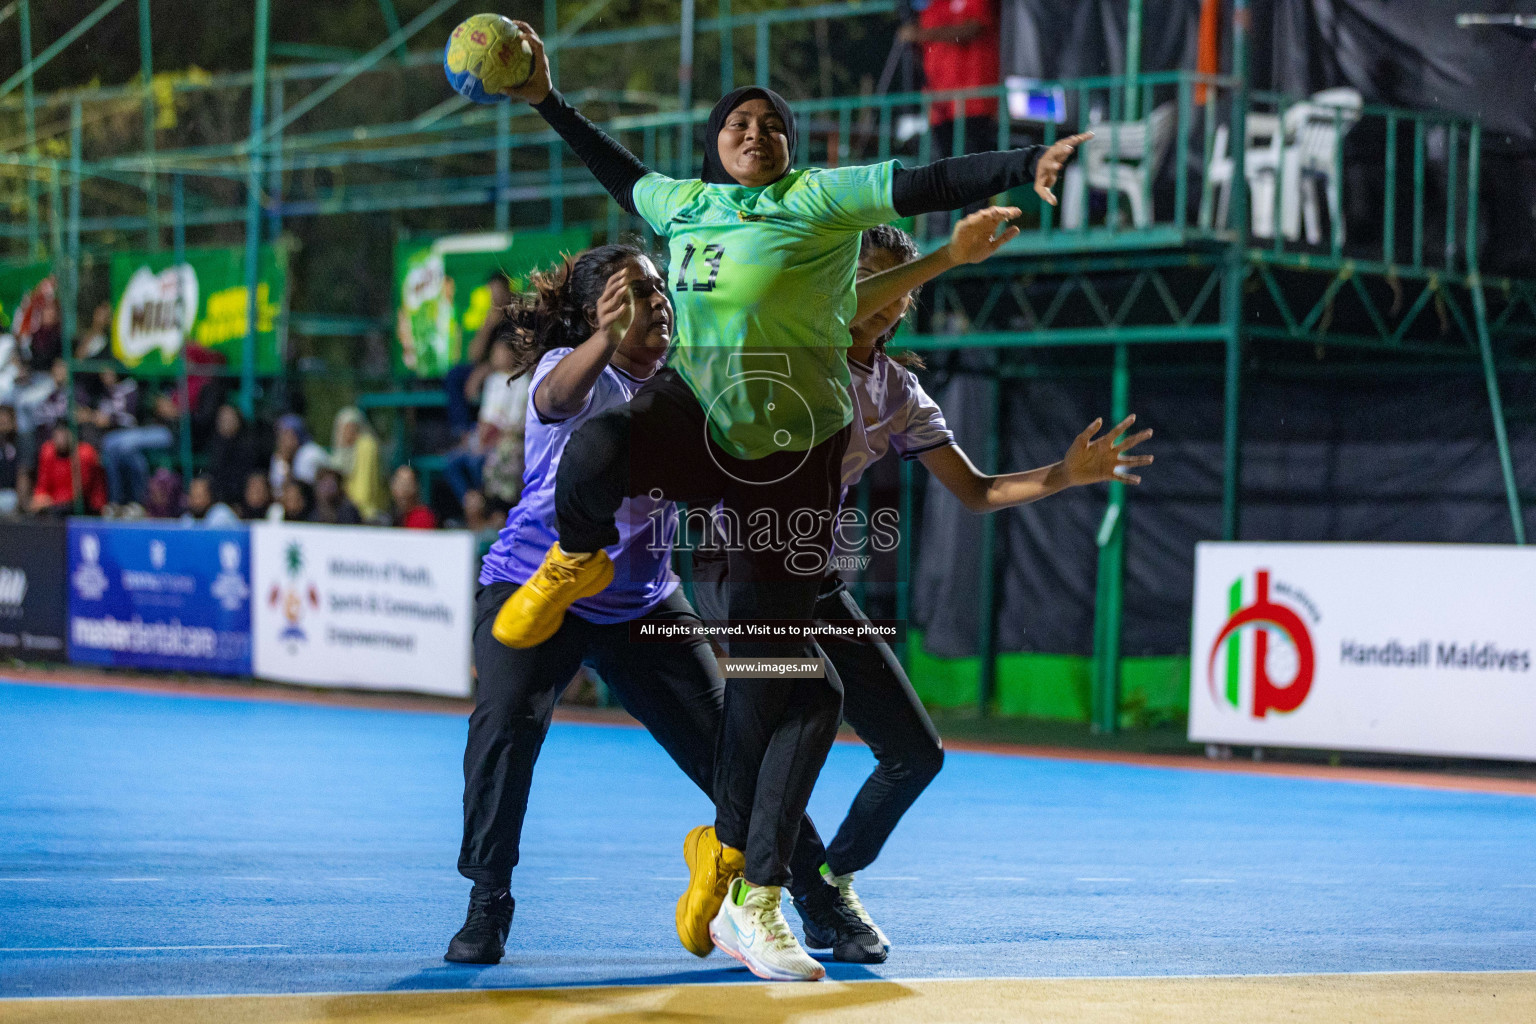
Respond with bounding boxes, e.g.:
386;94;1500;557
100;387;179;507
312;463;363;525
459;488;510;533
269;413;326;490
329;407;384;519
12;357;70;449
0;404;20;514
445;271;513;442
279;478;315;522
143;468;183;519
74;302;112;361
205;403;260;506
390;464;437;529
182;474;239;528
32;422;106;515
15;277;62;372
239;470;276;521
444;333;528;506
78;362;138;449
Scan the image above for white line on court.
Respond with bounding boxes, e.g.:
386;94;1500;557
0;877;54;882
0;944;287;952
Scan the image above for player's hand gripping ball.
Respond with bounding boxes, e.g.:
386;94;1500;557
444;14;533;103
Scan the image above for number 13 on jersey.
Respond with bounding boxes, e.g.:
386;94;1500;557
676;243;724;292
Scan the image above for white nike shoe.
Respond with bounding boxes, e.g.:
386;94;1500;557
709;877;826;981
822;866;890;953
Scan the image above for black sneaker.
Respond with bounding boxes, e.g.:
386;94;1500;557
444;886;515;964
791;882;887;964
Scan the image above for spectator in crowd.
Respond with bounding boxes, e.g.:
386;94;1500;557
143;467;184;519
240;470;276;521
269;413;326;491
205;403;260;505
899;0;1000;161
74;303;112;361
459;488;510;533
100;387;179;507
329;407;384;520
77;362;138;449
32;422;106;515
311;463;363;525
11;357;71;449
445;272;514;442
0;404;21;514
183;474;240;527
14;277;62;372
443;332;529;506
390;464;437;529
279;478;315;522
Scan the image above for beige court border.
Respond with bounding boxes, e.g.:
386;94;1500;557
2;972;1532;1024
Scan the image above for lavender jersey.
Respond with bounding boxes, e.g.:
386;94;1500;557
841;352;955;495
479;348;678;623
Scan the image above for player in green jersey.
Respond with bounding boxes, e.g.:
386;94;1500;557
489;20;1087;982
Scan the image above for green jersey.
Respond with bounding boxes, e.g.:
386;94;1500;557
632;163;898;460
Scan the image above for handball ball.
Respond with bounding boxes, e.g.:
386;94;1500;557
444;14;533;103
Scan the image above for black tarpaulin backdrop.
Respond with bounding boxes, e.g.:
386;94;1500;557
912;363;1536;658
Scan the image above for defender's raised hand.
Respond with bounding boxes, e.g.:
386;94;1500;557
1058;414;1154;487
592;268;636;343
948;206;1023;265
1033;132;1093;207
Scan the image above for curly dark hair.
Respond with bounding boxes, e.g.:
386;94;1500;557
859;224;925;369
491;243;646;379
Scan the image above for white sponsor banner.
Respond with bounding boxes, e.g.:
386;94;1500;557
252;522;474;697
1189;542;1536;761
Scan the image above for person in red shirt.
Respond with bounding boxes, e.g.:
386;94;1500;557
390;463;438;530
899;0;1001;161
32;422;107;515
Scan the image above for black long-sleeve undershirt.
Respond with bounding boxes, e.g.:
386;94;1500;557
533;89;648;216
532;88;1046;220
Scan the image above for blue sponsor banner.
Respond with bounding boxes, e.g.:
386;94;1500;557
66;520;253;675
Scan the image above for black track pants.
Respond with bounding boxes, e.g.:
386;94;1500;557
694;565;945;877
457;582;828;893
552;367;849;888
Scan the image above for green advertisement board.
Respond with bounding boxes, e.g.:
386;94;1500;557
0;261;52;334
109;245;286;375
393;228;589;377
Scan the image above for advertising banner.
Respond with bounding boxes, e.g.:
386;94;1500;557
0;519;68;661
251;522;474;697
109;245;286;375
1189;542;1536;761
66;521;253;675
393;229;588;377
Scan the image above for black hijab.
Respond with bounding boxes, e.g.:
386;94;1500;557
700;86;797;185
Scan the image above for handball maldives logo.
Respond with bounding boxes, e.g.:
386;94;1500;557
1206;570;1319;718
268;540;319;647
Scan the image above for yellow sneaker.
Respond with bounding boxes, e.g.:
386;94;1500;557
676;825;744;957
491;543;614;649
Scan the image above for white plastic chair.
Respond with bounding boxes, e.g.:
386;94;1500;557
1060;102;1176;229
1203;88;1362;243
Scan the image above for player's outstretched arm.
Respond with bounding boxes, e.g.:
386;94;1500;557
502;21;651;216
890;132;1092;216
918;414;1152;513
534;270;635;420
852;206;1021;328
